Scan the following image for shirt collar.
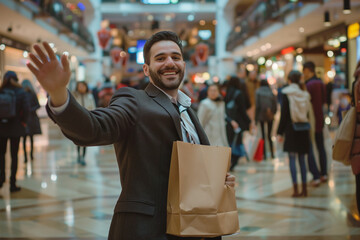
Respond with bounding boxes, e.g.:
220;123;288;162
152;83;191;108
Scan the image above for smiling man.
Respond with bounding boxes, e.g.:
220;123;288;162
27;31;235;240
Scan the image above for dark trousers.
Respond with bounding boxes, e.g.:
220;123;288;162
167;236;221;240
23;135;34;162
77;146;87;157
260;120;274;159
0;137;20;184
315;131;328;176
307;143;320;180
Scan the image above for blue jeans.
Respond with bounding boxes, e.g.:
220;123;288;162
308;143;320;180
289;152;307;184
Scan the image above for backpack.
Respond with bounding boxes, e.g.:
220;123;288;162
226;91;240;111
259;95;275;121
0;89;16;119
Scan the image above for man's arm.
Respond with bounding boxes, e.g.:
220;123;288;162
27;42;138;146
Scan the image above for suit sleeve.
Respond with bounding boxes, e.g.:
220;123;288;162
46;88;138;146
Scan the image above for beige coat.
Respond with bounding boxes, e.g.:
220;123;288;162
197;98;229;147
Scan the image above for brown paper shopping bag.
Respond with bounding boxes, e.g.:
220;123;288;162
166;141;239;237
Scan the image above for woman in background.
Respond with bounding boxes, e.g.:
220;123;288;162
73;81;96;165
22;79;42;163
0;71;29;192
197;84;228;147
277;70;310;197
255;79;277;159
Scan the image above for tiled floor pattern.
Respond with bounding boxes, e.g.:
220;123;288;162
0;119;359;239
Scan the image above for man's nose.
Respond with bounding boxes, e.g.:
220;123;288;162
164;56;175;67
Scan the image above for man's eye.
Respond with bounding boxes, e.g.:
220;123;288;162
173;56;180;60
156;57;164;61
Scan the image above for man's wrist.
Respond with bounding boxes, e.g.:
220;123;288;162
49;89;68;107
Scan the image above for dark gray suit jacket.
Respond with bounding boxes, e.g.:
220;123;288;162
47;83;216;240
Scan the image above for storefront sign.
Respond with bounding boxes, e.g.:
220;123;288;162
0;35;30;51
280;47;294;55
348;23;360;40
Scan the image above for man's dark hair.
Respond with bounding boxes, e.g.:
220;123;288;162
303;61;315;73
143;31;183;65
288;70;302;85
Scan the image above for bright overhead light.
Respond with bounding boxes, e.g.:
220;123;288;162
343;0;351;14
147;15;154;21
339;35;347;42
187;14;194;21
0;44;5;51
327;50;334;58
296;55;303;62
299;27;305;33
257;57;266;65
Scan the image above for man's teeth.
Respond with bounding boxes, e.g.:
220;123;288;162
163;72;176;75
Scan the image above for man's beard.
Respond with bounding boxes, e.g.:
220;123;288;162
149;67;184;91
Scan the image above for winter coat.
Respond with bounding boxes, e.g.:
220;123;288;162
73;92;96;111
0;85;29;137
306;76;326;132
197;98;228;147
277;84;310;154
24;90;42;135
224;87;251;145
255;86;277;122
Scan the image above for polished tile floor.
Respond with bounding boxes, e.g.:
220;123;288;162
0;118;359;239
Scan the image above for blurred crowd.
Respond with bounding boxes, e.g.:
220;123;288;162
0;59;352;197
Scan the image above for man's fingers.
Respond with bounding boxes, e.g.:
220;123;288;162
33;44;48;63
26;62;39;78
29;53;43;69
43;42;56;60
61;54;70;73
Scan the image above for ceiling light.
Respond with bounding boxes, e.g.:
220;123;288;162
187;14;194;21
147;15;154;21
296;55;303;62
327;50;334;57
299;27;304;33
324;11;331;27
265;59;272;67
343;0;351;14
339;35;347;42
265;43;271;49
257;57;266;65
199;20;206;26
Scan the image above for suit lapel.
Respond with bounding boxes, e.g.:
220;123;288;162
187;107;210;145
145;83;183;140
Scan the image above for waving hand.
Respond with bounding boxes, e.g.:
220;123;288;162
27;42;70;106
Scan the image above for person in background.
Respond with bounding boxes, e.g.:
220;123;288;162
98;77;115;108
277;70;311;197
197;84;228;147
237;69;251;110
255;79;277;159
246;70;260;121
21;79;42;163
303;61;328;182
72;81;96;165
225;76;251;171
91;81;102;107
350;60;360;214
337;93;351;124
198;80;209;102
0;71;29;192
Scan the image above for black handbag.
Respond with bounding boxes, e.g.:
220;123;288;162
292;122;310;131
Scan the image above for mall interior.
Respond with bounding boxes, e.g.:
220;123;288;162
1;0;360;239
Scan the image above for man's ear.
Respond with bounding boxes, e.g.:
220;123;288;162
143;64;150;77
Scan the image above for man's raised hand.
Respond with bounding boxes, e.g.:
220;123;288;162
27;42;70;106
